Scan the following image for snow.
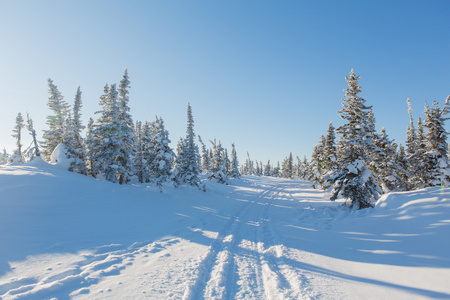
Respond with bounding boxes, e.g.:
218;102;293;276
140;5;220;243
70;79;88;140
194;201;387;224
1;162;450;299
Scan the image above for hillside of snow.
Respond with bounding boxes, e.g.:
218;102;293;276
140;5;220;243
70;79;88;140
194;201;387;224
1;161;450;299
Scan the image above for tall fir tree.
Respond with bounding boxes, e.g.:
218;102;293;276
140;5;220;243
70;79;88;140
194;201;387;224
174;103;201;187
116;68;136;183
42;79;70;160
65;87;87;174
328;70;381;209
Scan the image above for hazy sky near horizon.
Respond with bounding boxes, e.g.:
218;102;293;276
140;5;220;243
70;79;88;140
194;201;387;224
1;1;449;163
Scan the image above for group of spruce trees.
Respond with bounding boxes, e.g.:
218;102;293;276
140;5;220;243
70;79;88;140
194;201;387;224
236;70;450;209
305;70;450;208
5;69;241;189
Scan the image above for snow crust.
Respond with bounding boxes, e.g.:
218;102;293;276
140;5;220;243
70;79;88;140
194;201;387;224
1;163;450;299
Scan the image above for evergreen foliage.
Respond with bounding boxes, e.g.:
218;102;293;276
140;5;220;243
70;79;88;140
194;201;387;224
173;103;201;187
327;70;382;208
281;153;293;179
10;112;25;164
230;143;241;178
150;117;175;188
42;79;70;160
208;140;228;184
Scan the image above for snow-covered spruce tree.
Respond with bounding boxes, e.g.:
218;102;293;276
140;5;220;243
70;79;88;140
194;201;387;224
264;160;272;176
272;161;280;177
406;98;417;157
172;138;185;186
0;149;9;165
198;135;210;174
9;112;25;164
150;117;175;189
329;160;381;209
308;136;326;186
142;121;157;183
65;87;87;174
208;140;228;184
323;122;337;172
84;117;97;177
408;117;428;188
281;152;294;179
328;70;381;209
134;121;145;183
396;144;409;185
116;68;136;183
42;79;70;160
421;98;450;186
373;128;407;192
173;103;201;187
255;160;262;176
88;84;130;184
230;143;241;178
223;148;231;176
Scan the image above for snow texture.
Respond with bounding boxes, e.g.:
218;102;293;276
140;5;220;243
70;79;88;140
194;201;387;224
1;162;450;299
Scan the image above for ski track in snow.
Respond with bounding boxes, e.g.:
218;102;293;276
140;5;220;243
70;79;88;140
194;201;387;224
185;183;313;300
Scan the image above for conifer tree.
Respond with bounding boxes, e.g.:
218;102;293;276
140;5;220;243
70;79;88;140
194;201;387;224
281;152;294;179
323;122;337;172
174;103;201;187
116;69;136;183
264;160;272;176
65;87;87;174
0;149;9;165
272;161;280;177
142;120;157;183
409;117;428;187
406;98;417;157
328;70;381;208
10;112;25;164
374;128;407;192
230;143;241;178
26;113;41;160
223;148;231;176
42;79;70;160
88;84;130;183
150;117;175;188
198;135;210;174
135;121;145;183
84;118;97;177
422;97;450;186
208;140;228;184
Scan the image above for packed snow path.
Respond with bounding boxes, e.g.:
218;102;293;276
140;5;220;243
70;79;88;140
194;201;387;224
1;163;450;299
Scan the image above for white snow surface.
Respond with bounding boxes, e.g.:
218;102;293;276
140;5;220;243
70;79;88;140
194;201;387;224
1;162;450;299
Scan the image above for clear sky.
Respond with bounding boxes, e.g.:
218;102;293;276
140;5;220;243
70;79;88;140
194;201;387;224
1;1;449;164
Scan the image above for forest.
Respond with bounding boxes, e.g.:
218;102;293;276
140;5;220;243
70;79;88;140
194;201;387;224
2;69;449;209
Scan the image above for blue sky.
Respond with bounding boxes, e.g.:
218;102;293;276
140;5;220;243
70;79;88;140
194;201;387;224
1;1;449;163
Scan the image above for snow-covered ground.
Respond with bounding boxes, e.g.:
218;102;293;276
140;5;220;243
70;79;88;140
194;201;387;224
1;160;450;299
